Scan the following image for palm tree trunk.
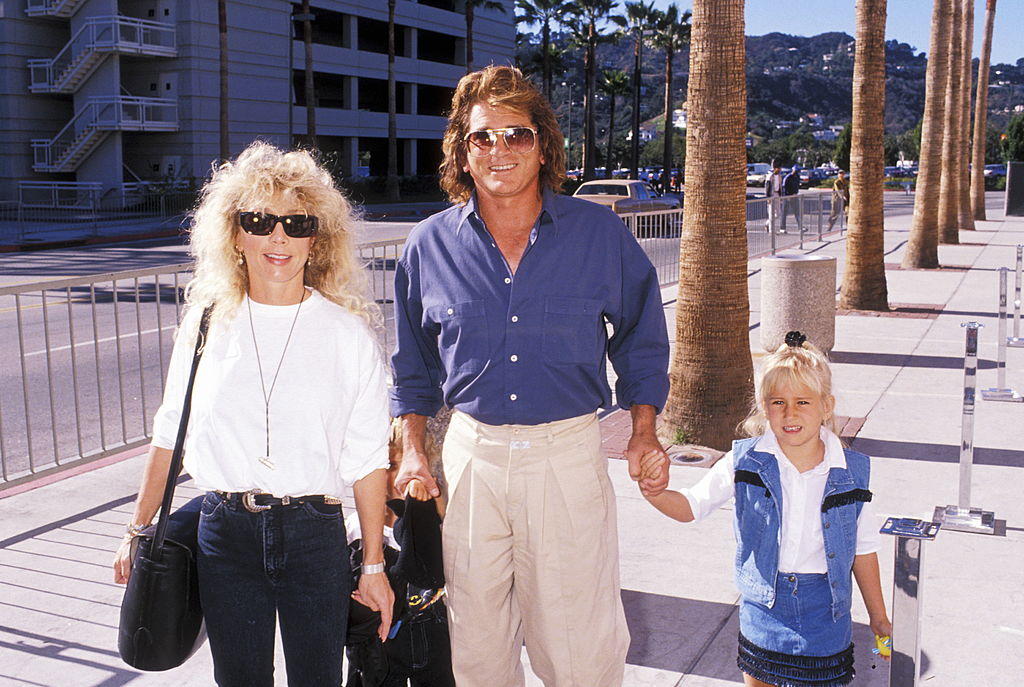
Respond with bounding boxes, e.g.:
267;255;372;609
937;0;963;245
218;0;229;161
631;31;642;180
839;0;889;311
302;0;316;147
542;20;552;102
957;0;975;231
904;0;952;268
582;25;597;180
970;0;996;221
606;94;616;178
387;0;400;201
664;0;753;450
661;47;674;188
466;2;474;73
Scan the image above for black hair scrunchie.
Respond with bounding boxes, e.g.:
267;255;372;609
784;330;807;347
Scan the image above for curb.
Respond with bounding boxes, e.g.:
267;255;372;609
0;227;185;253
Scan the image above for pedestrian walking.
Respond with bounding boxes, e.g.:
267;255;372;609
764;164;784;233
639;331;892;687
781;165;802;233
113;141;394;686
389;65;670;687
828;170;850;230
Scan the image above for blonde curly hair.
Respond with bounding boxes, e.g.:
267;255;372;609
183;141;378;329
740;337;838;437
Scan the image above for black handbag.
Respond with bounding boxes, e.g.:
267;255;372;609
118;306;213;671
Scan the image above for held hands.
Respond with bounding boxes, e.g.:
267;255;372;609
352;569;395;642
394;449;439;500
625;432;669;497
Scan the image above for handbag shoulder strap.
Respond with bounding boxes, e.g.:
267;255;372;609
152;305;214;549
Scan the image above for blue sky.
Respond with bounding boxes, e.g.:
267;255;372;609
648;0;1023;66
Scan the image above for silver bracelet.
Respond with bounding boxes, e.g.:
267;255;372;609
361;562;385;575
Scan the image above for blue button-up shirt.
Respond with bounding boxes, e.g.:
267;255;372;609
389;188;669;426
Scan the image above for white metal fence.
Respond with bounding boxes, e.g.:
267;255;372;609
0;192;843;487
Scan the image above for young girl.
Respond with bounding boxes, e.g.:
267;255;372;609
642;331;891;687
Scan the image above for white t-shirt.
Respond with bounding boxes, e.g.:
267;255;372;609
151;289;390;497
680;427;880;574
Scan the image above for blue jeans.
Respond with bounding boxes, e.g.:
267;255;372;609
197;492;352;687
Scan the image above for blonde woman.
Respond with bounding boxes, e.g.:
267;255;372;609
113;141;393;686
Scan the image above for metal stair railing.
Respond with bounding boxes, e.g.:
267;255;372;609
27;16;176;93
31;97;179;172
24;0;88;18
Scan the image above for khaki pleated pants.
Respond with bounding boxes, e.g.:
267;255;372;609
441;411;630;687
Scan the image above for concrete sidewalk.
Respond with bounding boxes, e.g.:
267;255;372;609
1;200;1022;686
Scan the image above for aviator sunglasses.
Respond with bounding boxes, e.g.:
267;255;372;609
237;211;319;238
464;126;539;157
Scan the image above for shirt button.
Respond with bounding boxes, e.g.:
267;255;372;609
824;522;830;529
510;393;518;401
504;277;511;284
828;552;836;559
447;308;454;315
510;354;518;362
511;315;518;323
788;575;796;582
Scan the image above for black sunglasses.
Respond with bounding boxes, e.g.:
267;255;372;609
238;211;319;237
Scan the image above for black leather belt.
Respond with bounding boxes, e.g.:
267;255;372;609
214;489;343;513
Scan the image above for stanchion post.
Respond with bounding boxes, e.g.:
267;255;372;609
982;268;1023;402
934;322;997;534
882;518;941;687
1009;245;1023;347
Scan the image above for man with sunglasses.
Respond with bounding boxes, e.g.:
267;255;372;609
390;66;670;687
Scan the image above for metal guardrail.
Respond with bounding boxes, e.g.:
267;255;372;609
0;193;844;487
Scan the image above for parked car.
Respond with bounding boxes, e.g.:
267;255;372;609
799;168;829;188
572;179;680;213
984;163;1007;178
747;163;771;186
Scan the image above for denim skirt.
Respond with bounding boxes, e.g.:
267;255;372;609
737;573;855;687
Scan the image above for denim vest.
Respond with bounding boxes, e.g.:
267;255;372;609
731;436;872;621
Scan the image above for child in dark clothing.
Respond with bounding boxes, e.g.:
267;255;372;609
346;418;454;687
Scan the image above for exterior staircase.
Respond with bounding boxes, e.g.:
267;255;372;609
24;0;88;18
27;16;176;94
32;96;178;173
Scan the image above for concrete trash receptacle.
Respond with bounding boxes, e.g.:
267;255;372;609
760;254;837;353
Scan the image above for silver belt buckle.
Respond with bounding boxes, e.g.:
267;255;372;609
243;489;272;513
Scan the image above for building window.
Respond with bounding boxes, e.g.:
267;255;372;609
418;28;460;65
293;70;349;109
358;77;410;114
291;4;349;49
418;84;453;117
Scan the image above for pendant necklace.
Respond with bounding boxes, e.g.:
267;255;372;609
247;291;304;470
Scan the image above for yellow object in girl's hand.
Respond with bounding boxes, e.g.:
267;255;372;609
873;634;891;657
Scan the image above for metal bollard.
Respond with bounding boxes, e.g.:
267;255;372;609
981;268;1023;402
880;518;941;687
933;322;997;534
1008;245;1024;347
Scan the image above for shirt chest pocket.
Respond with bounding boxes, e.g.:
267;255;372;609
542;296;605;365
430;299;488;373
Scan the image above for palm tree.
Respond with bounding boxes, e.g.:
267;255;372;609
663;0;753;450
651;4;691;188
218;0;228;161
839;0;889;311
903;0;953;269
567;0;618;181
957;0;975;231
301;0;316;147
515;0;568;102
386;0;400;201
599;69;630;176
465;0;508;73
937;0;964;245
970;0;997;221
610;1;655;181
